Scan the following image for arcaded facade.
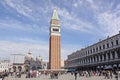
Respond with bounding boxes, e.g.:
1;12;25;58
66;32;120;70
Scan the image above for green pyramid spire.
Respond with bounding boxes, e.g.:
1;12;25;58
52;9;59;20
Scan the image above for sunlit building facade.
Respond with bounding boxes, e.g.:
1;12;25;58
0;59;11;72
10;54;25;72
65;32;120;70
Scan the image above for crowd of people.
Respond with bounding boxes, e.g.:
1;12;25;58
0;69;120;80
71;70;120;80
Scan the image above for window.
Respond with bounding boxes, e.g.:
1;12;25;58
111;42;113;46
99;46;101;50
88;50;89;54
107;43;109;48
91;49;92;53
116;40;119;45
96;47;98;52
103;44;105;49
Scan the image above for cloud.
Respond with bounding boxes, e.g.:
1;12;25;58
3;0;33;19
3;0;53;22
2;0;120;37
97;11;120;36
4;0;96;33
0;0;53;34
1;0;96;34
57;7;94;33
0;38;82;61
0;18;49;34
0;40;49;60
72;0;83;8
72;0;120;37
96;4;120;36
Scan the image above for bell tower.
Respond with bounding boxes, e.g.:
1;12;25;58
49;9;61;70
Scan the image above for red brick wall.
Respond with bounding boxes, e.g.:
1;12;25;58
49;36;61;69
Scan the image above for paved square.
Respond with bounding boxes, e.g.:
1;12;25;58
4;73;117;80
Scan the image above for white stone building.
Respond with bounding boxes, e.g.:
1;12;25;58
10;54;25;72
0;59;11;72
65;32;120;70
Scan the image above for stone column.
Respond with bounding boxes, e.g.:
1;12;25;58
92;57;94;62
79;59;80;64
106;53;108;60
115;51;118;59
102;55;104;61
83;59;85;64
80;60;81;64
81;60;83;65
89;58;91;63
95;56;97;62
110;52;113;59
87;59;89;64
85;59;86;64
99;55;101;61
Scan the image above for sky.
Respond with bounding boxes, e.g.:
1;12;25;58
0;0;120;61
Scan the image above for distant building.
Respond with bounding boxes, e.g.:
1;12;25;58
10;54;25;65
24;52;45;71
10;52;48;72
24;52;36;71
36;56;43;69
0;59;11;72
10;54;25;72
65;32;120;71
61;60;65;69
42;60;49;70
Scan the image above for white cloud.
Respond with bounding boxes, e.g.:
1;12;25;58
3;0;54;21
86;0;99;12
0;40;49;60
0;40;81;61
72;0;82;8
0;0;52;34
78;0;120;36
3;0;120;37
1;0;96;34
4;0;32;18
58;7;94;33
0;18;49;34
96;5;120;36
73;3;78;8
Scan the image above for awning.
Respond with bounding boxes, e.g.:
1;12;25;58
101;66;104;68
113;64;117;67
67;69;76;72
97;66;100;69
118;64;120;67
104;65;113;70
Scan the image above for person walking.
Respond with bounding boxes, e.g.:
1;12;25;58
74;71;77;80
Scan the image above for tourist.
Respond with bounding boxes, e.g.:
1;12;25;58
110;71;113;79
74;71;77;80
